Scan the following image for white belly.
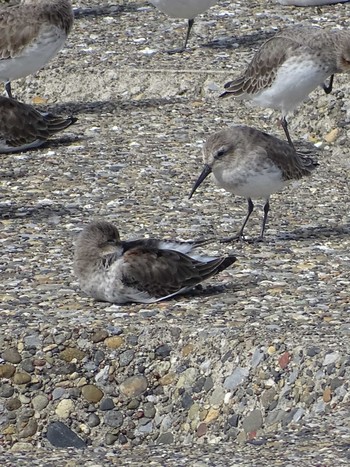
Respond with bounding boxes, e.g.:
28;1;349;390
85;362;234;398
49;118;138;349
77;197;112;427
0;26;67;82
251;58;329;115
213;165;287;200
149;0;218;19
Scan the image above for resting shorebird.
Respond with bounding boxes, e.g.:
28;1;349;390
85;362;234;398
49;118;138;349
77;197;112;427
0;96;77;153
73;221;236;304
189;125;318;241
0;0;73;98
220;26;350;147
149;0;218;52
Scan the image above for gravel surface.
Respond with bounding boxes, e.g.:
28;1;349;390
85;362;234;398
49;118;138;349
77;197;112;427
1;0;350;464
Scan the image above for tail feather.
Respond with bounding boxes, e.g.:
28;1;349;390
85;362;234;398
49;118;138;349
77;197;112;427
45;115;78;133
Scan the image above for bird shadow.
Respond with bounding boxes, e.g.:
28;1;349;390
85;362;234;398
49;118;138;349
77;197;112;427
274;223;350;242
203;29;276;50
73;2;142;20
41;97;182;117
0;204;83;220
181;278;254;299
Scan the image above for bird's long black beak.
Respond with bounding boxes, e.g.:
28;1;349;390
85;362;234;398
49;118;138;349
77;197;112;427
188;164;212;199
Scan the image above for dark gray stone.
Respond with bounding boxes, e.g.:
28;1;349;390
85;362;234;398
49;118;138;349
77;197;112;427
87;413;100;427
104;410;123;428
0;384;14;398
155;344;171;359
143;402;156;419
46;421;86;448
100;398;115;411
157;432;174;444
119;350;135;367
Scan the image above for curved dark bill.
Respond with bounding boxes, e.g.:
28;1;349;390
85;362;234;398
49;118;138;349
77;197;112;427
188;164;212;199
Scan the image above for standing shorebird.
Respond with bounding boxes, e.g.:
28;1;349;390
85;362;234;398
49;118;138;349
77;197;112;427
0;0;73;98
73;221;236;304
149;0;218;52
189;125;318;241
0;96;77;153
220;26;350;147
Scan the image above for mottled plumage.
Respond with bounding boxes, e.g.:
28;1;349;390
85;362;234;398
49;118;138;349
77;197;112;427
0;0;73;98
220;27;350;146
189;125;318;240
73;221;236;304
0;96;77;153
149;0;218;52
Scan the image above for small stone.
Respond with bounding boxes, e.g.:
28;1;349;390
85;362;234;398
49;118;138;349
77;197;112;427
104;410;123;428
52;388;66;401
203;376;214;392
46;421;86;448
204;408;219;423
105;433;118;445
267;346;276;355
155;344;171;359
0;364;15;379
0;383;14;398
20;359;34;373
209;387;225;407
242;410;263;433
324;128;339;143
181;392;193;409
5;398;21;411
143;402;156;418
157;432;174;444
119;350;135;367
91;330;109;343
196;422;207;437
224;367;249;390
13;372;31;385
159;372;176;386
82;384;103;403
279;352;291;369
55;399;74;419
11;442;33;452
87;413;100;427
120;376;148;398
182;344;194;357
323;387;332;403
18;419;38;439
307;346;320;357
59;347;86;362
323;352;340;366
32;395;49;412
127;399;140;409
100;398;115;411
104;336;124;349
228;414;239;427
2;348;22;364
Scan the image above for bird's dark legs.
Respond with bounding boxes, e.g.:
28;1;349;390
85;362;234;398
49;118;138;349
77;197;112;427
184;18;194;50
220;198;254;243
322;74;334;94
5;81;13;99
258;199;270;241
166;18;194;54
280;116;295;149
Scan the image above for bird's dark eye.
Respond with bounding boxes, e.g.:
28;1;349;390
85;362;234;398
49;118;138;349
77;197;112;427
215;148;226;159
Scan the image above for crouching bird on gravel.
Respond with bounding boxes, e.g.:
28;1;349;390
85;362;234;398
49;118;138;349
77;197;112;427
0;96;77;153
189;125;318;242
73;221;236;304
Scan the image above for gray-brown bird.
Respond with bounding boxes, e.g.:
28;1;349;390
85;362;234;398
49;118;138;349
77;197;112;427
0;96;77;153
220;26;350;147
189;125;318;241
73;221;236;304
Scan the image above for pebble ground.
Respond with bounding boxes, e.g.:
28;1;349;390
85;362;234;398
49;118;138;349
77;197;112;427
1;0;350;464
